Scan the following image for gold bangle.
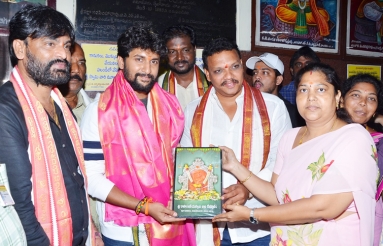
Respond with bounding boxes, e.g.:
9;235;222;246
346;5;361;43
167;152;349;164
240;170;252;184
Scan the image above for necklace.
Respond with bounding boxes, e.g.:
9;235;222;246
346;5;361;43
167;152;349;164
299;118;337;145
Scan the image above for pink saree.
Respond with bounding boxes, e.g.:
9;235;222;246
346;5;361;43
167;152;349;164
272;124;378;245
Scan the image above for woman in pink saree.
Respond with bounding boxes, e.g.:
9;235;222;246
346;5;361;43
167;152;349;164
339;73;383;245
213;63;378;245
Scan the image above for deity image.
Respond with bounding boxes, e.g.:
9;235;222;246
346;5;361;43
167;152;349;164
354;0;383;45
174;157;220;201
262;0;335;42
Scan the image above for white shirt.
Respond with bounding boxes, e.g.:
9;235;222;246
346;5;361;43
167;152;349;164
158;69;200;110
180;87;292;244
80;95;153;244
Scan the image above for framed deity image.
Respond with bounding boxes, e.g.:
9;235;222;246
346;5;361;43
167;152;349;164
346;0;383;57
254;0;340;53
173;147;222;219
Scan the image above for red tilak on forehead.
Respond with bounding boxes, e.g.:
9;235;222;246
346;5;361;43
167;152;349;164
225;64;228;68
310;71;312;75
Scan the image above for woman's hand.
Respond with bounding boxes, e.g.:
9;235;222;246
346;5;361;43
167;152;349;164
148;202;186;224
219;146;241;173
212;204;251;223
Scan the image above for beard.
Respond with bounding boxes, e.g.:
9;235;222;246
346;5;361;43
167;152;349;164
123;68;156;94
168;59;195;75
26;49;70;86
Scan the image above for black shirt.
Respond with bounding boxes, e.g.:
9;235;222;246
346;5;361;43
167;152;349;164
0;82;89;245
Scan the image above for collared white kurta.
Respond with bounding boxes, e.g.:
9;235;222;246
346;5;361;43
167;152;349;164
180;87;292;245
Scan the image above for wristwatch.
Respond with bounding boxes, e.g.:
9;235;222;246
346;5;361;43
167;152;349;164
249;208;258;224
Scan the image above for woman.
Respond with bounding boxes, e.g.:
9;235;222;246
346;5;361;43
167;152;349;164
339;73;383;246
212;63;378;245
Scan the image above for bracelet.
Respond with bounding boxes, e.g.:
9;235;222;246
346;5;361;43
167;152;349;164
144;198;154;216
240;170;252;184
135;197;148;215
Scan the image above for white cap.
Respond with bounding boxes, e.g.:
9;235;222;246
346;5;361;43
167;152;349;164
246;53;284;74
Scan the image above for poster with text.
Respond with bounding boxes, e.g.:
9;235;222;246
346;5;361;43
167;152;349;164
173;147;222;219
81;43;118;91
347;64;381;79
255;0;339;53
347;0;383;57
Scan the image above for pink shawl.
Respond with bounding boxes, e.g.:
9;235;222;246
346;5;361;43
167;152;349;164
98;70;195;245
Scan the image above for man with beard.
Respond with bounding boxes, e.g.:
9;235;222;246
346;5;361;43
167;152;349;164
246;53;304;127
58;42;92;125
0;5;95;246
180;38;291;246
80;26;196;246
158;25;209;110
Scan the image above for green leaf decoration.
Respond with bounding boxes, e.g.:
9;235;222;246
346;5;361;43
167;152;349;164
301;224;313;237
317;152;325;166
287;230;306;246
308;229;323;246
307;163;318;172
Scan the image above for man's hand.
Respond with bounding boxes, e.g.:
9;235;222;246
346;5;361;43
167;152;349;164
222;183;249;207
148;202;186;224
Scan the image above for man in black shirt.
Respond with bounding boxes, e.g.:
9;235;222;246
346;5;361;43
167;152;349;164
0;5;92;245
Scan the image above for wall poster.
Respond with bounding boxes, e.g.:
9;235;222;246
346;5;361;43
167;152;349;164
347;0;383;57
255;0;339;53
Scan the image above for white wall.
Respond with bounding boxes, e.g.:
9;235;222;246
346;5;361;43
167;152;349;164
56;0;252;51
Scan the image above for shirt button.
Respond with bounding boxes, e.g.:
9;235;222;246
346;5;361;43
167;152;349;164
62;144;65;148
81;200;83;203
73;172;76;176
82;228;85;231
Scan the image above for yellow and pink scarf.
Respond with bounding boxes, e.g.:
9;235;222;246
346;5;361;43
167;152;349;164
98;70;195;245
10;66;92;245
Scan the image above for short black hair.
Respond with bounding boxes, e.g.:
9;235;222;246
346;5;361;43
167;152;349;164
295;63;340;92
289;46;320;69
8;4;75;67
342;73;383;112
295;63;352;123
117;25;165;59
202;37;241;70
162;25;196;47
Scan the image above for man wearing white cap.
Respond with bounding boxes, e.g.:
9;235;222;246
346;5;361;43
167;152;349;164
246;53;304;127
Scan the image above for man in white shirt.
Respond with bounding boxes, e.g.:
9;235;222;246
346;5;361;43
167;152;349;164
158;25;209;110
81;26;195;246
58;43;92;125
180;38;291;246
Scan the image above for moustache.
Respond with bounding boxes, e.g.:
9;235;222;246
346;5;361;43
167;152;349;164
48;59;70;70
136;73;155;80
221;79;239;86
174;60;189;66
70;74;82;81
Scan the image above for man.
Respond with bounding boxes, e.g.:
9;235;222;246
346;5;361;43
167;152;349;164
158;25;209;110
0;5;93;245
246;52;304;127
58;42;92;125
279;45;320;105
180;38;291;246
81;26;195;245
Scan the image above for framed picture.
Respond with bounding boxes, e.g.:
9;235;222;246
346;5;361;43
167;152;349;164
255;0;340;53
346;0;383;57
0;0;56;35
173;147;222;219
